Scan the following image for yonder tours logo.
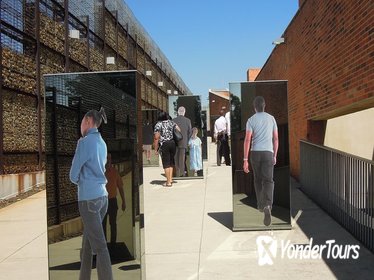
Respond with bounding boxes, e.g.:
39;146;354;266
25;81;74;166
256;235;360;266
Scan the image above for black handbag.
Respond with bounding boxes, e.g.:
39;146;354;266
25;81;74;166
173;126;183;142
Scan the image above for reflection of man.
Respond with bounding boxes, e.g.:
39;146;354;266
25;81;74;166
243;96;278;226
214;110;231;166
102;154;126;247
173;106;192;177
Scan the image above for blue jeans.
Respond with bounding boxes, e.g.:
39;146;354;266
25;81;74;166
78;196;113;280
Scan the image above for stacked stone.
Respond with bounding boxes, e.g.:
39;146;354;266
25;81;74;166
69;38;88;66
2;48;36;95
40;14;65;54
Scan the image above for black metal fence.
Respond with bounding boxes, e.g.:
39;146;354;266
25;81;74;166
300;140;374;253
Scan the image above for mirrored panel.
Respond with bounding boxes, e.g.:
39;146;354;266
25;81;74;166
45;71;142;279
142;109;160;167
230;81;291;230
168;95;204;178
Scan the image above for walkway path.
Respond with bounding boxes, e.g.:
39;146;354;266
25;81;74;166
143;141;374;279
0;141;374;279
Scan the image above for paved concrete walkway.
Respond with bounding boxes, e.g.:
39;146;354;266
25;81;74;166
0;191;48;280
143;141;374;280
1;141;374;279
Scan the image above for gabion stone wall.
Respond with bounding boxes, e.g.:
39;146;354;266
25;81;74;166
1;0;188;176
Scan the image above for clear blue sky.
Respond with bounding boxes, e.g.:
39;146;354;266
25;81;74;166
125;0;299;105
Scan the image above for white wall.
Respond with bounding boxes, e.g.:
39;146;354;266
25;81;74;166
324;108;374;160
0;171;45;199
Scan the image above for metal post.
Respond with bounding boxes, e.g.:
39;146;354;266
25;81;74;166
0;14;4;174
115;10;119;70
135;34;138;70
102;0;106;71
86;16;90;70
126;23;131;68
35;0;43;170
51;87;60;224
64;0;70;72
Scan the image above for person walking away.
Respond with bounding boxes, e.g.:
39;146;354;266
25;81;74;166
214;110;231;166
102;153;126;249
243;96;278;227
188;127;203;176
69;107;113;280
153;112;181;186
173;106;192;177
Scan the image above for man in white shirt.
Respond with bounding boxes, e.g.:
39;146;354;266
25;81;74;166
243;96;278;227
214;110;231;166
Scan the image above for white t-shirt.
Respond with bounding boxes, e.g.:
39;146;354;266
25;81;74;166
214;116;227;136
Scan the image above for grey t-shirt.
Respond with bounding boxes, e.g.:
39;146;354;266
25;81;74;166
246;112;277;153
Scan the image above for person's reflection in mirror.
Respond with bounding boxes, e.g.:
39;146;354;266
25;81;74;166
173;106;192;177
214;109;231;166
102;153;126;249
243;96;279;227
69;107;114;280
188;127;203;176
142;119;153;163
153;112;180;187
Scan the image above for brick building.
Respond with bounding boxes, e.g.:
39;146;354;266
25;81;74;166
247;68;261;81
255;0;374;178
0;0;191;199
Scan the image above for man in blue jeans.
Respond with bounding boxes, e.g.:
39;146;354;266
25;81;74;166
243;96;279;226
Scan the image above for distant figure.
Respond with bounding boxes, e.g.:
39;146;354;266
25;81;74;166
188;127;203;176
69;107;113;280
214;110;231;166
243;96;278;227
102;153;126;248
154;112;181;187
142;119;153;163
173;106;192;177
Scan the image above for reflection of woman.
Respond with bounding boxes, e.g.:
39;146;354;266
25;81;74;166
69;107;113;280
153;112;180;187
188;127;203;176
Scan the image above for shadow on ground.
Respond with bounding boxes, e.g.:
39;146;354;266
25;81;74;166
207;212;233;231
50;242;133;271
291;178;374;280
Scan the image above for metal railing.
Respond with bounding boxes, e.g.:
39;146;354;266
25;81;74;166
300;140;374;253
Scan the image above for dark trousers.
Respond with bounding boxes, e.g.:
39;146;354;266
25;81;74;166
174;147;186;177
102;198;118;245
217;134;231;166
160;140;176;169
250;151;274;209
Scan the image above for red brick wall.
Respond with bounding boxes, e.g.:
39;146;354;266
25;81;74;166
209;92;230;137
247;68;261;81
256;0;374;178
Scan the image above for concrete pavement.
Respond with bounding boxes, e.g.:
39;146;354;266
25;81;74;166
1;140;374;279
0;191;48;280
143;141;374;279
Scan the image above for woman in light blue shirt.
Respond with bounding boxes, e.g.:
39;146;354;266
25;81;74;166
70;107;113;280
